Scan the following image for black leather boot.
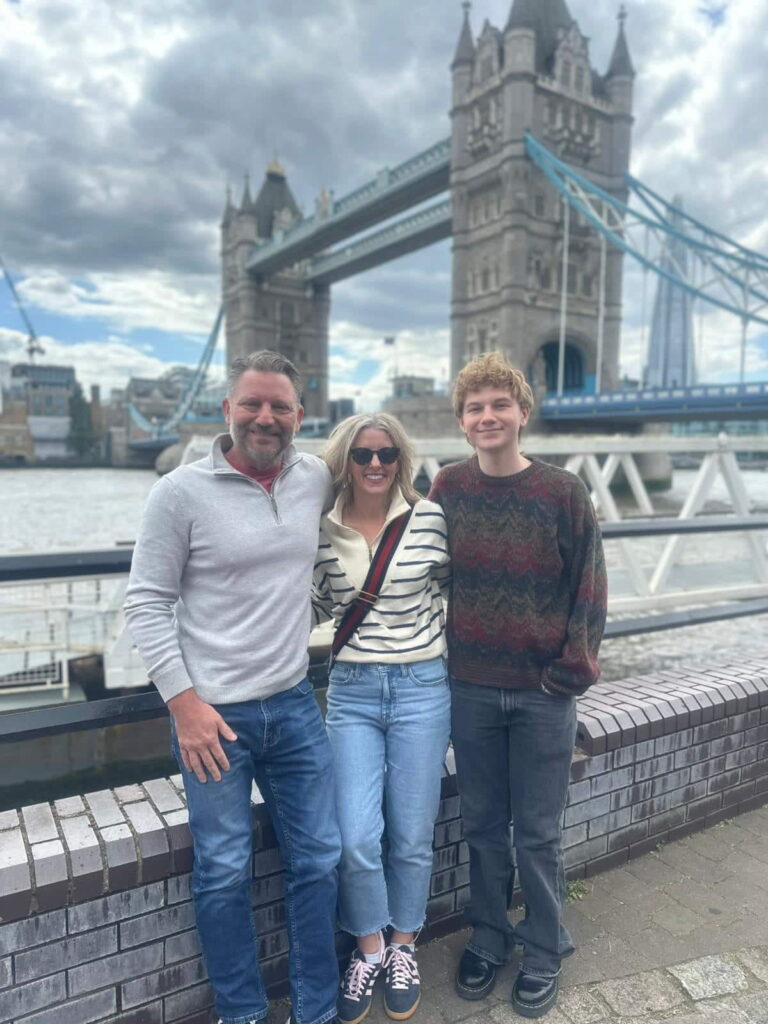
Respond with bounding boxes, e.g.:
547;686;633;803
455;948;497;1001
511;971;559;1018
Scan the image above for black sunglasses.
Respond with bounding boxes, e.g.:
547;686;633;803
350;446;400;465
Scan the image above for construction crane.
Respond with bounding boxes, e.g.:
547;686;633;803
0;254;45;361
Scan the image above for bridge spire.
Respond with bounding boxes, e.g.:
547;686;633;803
607;4;635;78
240;173;255;212
221;184;236;228
452;2;475;68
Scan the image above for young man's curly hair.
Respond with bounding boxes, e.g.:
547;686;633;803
452;350;535;419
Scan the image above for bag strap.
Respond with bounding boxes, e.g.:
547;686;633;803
331;508;413;662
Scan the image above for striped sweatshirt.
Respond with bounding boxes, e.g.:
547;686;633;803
311;489;450;663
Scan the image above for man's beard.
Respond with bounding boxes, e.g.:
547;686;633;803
230;423;293;470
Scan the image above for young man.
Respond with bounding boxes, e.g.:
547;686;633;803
125;350;341;1024
429;351;607;1018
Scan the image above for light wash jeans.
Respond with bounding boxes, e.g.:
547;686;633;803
450;679;578;978
326;657;451;936
171;679;341;1024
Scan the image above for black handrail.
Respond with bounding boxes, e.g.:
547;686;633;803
2;598;768;743
2;516;768;742
2;516;768;582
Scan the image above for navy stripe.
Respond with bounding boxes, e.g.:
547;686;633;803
346;632;444;656
357;609;443;644
390;571;431;584
374;603;423;616
374;585;432;600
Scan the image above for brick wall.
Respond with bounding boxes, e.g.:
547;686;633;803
1;659;767;1024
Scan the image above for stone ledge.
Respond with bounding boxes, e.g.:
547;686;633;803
0;657;767;927
576;660;768;755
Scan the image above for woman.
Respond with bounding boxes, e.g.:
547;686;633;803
312;413;450;1024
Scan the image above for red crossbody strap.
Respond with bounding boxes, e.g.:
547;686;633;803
331;508;413;662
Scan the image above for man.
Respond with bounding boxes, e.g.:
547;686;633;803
429;351;607;1018
125;350;341;1024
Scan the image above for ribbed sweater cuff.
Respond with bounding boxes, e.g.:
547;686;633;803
151;664;195;705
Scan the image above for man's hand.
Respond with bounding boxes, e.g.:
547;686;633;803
168;689;238;783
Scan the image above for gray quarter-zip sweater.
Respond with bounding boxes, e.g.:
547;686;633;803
124;434;331;704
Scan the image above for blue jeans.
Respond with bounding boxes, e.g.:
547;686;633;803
326;658;451;936
450;679;577;978
171;679;341;1024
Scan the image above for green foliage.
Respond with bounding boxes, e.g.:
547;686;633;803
67;381;96;457
565;879;590;902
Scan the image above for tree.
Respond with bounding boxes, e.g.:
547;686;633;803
67;382;95;458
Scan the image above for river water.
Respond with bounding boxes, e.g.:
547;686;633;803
1;465;768;682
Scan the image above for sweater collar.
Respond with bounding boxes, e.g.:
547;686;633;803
326;485;410;530
210;432;301;476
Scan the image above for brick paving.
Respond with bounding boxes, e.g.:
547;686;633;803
291;803;768;1024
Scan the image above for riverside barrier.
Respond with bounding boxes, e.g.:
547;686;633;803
1;657;767;1024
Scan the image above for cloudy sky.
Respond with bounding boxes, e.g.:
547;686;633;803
1;0;767;407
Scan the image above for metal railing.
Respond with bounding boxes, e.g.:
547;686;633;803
2;516;767;742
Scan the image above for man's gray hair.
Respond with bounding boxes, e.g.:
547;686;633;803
227;350;303;402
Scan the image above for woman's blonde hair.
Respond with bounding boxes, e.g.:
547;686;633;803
321;412;421;505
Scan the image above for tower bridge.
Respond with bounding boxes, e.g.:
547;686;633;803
128;0;768;448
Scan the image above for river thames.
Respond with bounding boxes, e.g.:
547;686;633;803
2;465;768;682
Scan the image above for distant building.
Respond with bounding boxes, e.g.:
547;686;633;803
644;199;697;388
329;398;355;424
10;363;76;459
385;375;460;438
392;376;435;400
0;360;34;464
125;366;196;425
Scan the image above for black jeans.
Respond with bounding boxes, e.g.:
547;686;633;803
451;678;577;978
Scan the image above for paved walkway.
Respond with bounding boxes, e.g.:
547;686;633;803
312;803;768;1024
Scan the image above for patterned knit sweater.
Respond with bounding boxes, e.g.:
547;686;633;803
429;456;607;697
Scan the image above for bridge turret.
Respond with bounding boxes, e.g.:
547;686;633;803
240;173;255;211
452;2;475;72
221;185;236;229
451;2;475;174
605;6;635;116
221;161;328;418
450;0;632;398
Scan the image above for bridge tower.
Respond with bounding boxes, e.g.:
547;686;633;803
450;0;635;400
220;162;329;417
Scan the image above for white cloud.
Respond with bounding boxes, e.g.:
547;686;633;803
0;326;192;394
17;271;218;336
1;0;767;398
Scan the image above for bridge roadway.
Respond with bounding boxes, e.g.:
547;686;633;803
127;388;768;454
541;382;768;423
246;137;450;278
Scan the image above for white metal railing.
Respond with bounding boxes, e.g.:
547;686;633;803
4;433;768;700
0;576;128;699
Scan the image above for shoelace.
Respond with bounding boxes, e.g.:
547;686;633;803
384;946;419;990
343;955;380;1000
